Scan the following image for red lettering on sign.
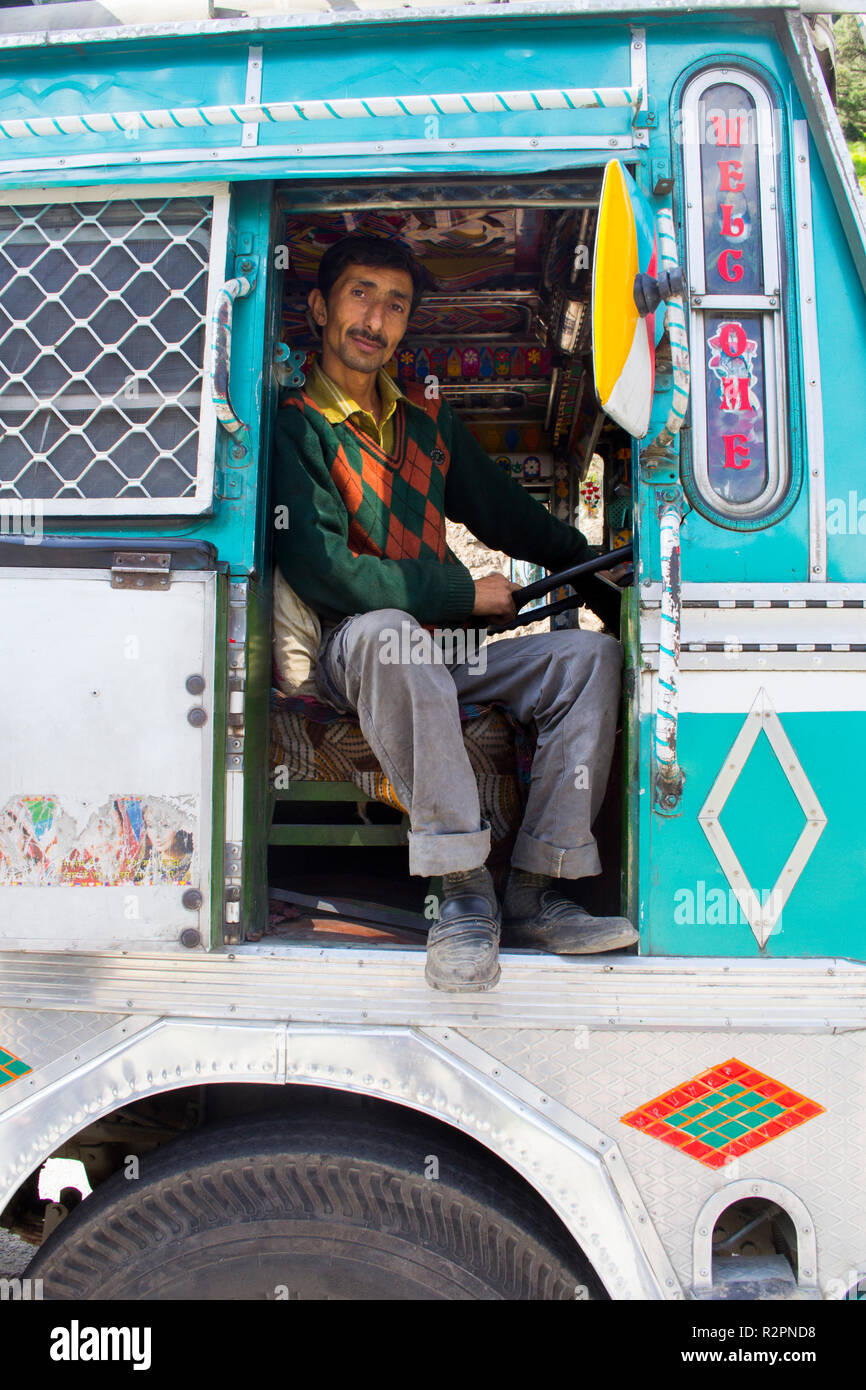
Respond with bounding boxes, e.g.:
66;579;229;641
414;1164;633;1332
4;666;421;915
720;203;746;238
723;434;751;469
718;322;748;357
711;115;745;148
718;160;746;193
717;249;744;283
721;376;752;411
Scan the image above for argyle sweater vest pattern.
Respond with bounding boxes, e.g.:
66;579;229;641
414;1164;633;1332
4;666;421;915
281;383;464;575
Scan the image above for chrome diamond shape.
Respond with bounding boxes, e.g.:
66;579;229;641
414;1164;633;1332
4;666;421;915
698;688;827;948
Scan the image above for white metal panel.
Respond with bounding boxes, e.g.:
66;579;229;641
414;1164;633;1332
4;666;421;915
0;568;216;949
644;667;866;713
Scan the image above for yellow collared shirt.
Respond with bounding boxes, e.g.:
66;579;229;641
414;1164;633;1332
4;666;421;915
305;357;405;454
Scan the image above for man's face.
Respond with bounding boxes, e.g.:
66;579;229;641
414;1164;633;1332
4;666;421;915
308;262;414;374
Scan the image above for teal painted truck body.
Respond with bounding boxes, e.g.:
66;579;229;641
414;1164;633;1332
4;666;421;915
0;2;863;961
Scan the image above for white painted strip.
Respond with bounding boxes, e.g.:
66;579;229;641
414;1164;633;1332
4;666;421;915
642;604;866;646
242;45;263;149
0;178;228;206
793;121;827;583
640;581;866;602
0;132;633;178
672;668;866;713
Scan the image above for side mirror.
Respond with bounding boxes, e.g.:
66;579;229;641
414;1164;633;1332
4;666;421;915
591;160;662;439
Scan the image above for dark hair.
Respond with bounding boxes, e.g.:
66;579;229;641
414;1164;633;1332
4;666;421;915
316;234;425;317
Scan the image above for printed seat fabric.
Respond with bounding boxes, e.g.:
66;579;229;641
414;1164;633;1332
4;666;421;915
269;689;533;864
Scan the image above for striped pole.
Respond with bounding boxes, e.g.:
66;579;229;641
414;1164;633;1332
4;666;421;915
210;276;253;448
0;86;643;141
654;494;684;802
652;207;690;449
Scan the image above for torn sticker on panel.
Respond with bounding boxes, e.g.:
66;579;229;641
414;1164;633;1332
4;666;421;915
0;795;196;887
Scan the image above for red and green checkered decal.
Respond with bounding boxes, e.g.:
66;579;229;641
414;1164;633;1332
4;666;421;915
0;1046;31;1087
621;1058;824;1169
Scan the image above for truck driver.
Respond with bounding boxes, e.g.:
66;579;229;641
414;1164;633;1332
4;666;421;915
272;233;637;992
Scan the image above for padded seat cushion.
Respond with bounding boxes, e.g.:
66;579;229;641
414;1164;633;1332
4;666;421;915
269;688;533;850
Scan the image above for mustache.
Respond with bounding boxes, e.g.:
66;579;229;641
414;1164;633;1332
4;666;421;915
349;331;387;348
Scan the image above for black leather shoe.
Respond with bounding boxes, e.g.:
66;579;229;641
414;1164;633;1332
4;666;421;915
502;894;637;954
425;891;501;992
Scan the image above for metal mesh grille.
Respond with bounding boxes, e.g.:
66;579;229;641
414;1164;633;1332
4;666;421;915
0;196;212;503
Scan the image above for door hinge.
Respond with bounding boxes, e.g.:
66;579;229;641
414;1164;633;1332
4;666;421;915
111;552;171;590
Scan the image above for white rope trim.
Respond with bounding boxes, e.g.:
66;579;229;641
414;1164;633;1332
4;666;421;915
654;499;682;777
210;276;253;439
652;207;690;449
0;86;643;141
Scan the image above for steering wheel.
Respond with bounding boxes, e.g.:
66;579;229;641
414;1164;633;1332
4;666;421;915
487;542;633;633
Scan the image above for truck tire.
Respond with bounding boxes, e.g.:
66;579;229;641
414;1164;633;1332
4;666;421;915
28;1112;601;1300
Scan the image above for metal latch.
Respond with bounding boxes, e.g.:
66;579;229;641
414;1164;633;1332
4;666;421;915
111;552;171;590
227;677;245;730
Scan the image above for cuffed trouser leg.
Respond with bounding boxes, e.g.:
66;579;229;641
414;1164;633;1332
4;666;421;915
315;609;490;876
450;628;623;879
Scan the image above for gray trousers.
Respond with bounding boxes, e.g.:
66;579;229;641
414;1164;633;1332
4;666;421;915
315;609;623;879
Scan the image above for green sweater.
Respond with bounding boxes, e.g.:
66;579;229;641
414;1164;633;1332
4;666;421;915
272;382;592;626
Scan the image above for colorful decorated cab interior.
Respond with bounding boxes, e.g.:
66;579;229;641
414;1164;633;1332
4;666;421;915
266;174;637;938
274;175;634;554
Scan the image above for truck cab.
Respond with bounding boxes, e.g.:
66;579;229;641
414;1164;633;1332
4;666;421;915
0;0;864;1303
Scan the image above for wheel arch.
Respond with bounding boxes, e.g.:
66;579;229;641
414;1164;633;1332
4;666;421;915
0;1018;674;1298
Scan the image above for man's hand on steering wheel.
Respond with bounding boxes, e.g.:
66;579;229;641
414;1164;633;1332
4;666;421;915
472;572;521;621
486;542;634;633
